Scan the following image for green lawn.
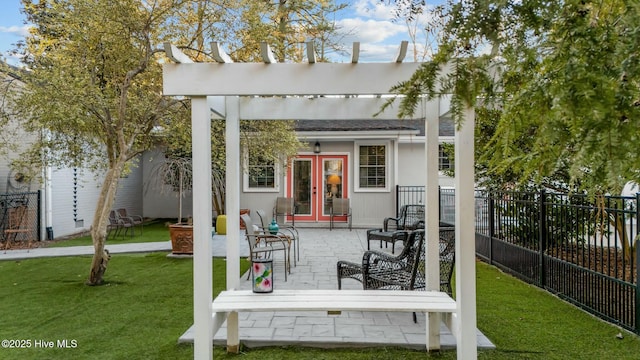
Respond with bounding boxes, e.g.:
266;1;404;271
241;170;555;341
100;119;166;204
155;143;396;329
46;220;173;247
1;254;639;359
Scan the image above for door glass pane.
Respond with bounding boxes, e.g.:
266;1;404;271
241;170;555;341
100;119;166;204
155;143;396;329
293;160;312;215
323;159;343;215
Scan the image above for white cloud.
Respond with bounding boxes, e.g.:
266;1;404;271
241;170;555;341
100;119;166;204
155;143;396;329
0;25;31;37
336;17;406;44
352;0;397;21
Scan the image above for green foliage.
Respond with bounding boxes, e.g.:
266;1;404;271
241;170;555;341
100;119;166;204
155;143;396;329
388;0;640;195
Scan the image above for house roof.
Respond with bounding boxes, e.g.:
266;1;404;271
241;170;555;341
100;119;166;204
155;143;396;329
294;118;454;137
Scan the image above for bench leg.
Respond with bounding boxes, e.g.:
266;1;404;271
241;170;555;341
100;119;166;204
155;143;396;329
425;312;441;351
226;311;240;353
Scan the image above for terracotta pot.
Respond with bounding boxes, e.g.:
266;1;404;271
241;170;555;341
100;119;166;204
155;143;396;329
169;223;193;255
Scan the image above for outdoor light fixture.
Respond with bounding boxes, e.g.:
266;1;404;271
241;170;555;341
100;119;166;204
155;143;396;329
314;141;321;153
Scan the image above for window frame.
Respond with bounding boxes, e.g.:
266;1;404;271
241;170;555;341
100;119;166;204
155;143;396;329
354;140;390;193
243;152;280;193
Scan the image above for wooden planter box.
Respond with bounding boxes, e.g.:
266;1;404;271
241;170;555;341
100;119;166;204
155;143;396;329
169;223;193;255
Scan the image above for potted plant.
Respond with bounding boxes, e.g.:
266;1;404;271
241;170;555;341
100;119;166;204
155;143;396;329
147;155;193;254
147;154;226;254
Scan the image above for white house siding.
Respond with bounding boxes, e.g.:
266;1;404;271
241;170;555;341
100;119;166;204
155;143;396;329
397;142;455;188
49;167;100;237
46;161;143;240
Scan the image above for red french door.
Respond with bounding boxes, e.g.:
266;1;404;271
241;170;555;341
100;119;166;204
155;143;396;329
287;154;348;222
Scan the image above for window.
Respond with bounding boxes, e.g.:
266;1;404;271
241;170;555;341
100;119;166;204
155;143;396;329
244;153;278;192
439;144;452;171
356;143;388;191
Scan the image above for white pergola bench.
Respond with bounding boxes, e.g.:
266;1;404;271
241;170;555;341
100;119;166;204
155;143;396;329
212;289;457;344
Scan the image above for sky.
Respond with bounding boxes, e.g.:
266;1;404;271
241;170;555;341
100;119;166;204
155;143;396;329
0;0;437;65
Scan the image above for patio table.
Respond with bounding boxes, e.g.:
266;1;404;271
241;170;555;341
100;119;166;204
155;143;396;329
366;228;407;254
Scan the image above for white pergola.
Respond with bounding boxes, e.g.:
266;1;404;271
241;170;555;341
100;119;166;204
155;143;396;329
162;42;477;360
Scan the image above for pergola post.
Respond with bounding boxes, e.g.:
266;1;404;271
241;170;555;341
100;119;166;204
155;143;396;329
424;99;441;350
192;96;213;359
455;106;477;359
225;96;241;353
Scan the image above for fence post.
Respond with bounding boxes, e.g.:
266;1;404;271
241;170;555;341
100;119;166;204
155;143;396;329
395;185;399;218
635;194;640;334
488;191;495;265
539;190;547;287
438;186;442;221
636;238;640;334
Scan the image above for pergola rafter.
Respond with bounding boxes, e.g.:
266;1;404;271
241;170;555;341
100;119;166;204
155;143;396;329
162;42;477;360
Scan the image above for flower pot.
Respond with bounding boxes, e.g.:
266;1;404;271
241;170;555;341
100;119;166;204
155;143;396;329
169;223;193;255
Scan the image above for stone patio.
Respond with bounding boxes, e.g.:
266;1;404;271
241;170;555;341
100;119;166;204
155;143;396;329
180;227;494;351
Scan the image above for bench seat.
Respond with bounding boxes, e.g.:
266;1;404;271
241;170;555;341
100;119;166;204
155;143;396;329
212;289;457;351
213;289;456;313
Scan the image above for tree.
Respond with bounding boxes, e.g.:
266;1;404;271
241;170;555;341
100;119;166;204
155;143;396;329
2;0;343;286
384;0;640;195
7;0;194;285
383;0;640;258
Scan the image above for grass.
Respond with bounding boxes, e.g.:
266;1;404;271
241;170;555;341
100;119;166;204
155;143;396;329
46;220;173;247
0;253;249;359
2;245;640;359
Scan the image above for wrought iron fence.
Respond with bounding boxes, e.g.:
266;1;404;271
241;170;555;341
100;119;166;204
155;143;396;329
0;191;41;246
397;185;640;333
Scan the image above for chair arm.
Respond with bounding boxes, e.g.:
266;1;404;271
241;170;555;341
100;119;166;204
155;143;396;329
258;234;290;248
383;216;401;231
337;260;363;279
362;250;409;273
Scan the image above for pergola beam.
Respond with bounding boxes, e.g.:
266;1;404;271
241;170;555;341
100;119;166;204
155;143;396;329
260;42;278;63
306;41;316;64
236;97;426;120
163;42;193;64
394;41;409;63
163;62;423;96
351;42;360;63
211;42;233;63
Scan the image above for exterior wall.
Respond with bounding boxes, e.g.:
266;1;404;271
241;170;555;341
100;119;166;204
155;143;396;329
48;161;143;239
142;149;193;220
113;156;144;218
240;140;399;228
397;142;455;188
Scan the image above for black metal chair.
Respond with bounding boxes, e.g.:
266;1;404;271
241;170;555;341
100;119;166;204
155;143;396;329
241;213;290;281
117;208;143;235
337;227;455;322
384;204;425;231
256;209;299;266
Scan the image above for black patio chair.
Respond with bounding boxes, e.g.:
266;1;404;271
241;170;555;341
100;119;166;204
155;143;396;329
384;204;425;231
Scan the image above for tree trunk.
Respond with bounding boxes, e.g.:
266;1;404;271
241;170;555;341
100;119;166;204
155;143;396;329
86;162;125;285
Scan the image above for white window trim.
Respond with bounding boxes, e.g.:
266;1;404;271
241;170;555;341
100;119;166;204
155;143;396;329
354;140;390;193
242;152;280;193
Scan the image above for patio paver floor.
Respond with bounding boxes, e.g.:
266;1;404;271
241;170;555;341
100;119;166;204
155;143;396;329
182;227;495;351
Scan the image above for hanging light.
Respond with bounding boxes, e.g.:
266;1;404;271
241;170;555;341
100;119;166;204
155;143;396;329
314;141;321;153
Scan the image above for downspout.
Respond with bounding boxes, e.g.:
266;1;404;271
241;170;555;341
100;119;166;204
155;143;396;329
41;129;54;240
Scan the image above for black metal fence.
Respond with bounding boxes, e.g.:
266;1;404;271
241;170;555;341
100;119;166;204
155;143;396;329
397;185;640;333
0;191;41;245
